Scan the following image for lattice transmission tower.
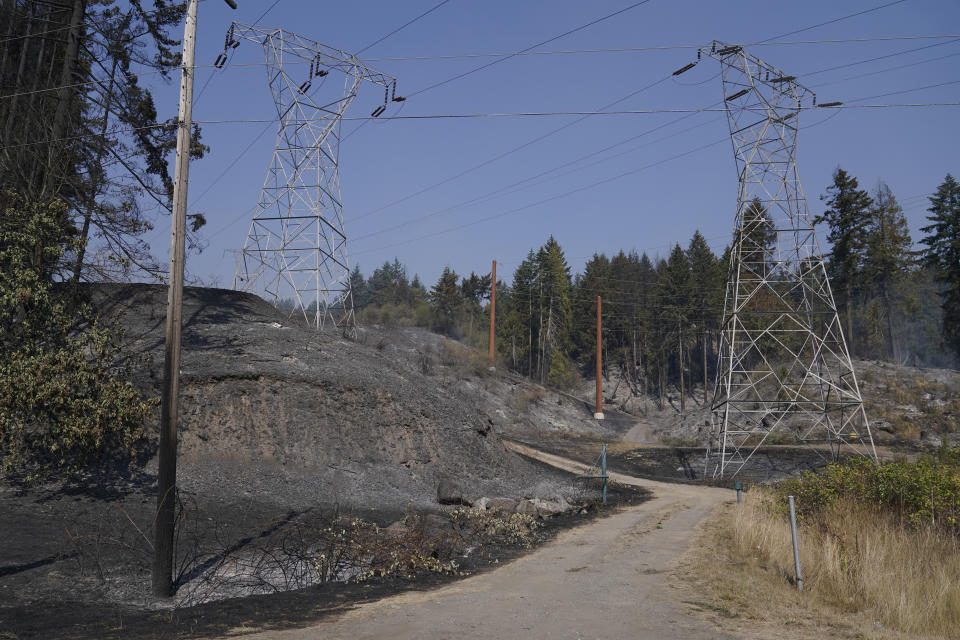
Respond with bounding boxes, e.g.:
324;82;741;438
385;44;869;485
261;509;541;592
674;42;878;478
219;23;403;330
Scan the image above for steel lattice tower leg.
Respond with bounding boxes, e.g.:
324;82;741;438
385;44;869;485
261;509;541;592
696;42;877;478
222;24;401;330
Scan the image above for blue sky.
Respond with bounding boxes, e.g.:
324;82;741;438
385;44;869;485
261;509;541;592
143;0;960;288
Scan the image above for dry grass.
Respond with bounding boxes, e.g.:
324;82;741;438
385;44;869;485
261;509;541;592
439;339;491;378
684;492;960;639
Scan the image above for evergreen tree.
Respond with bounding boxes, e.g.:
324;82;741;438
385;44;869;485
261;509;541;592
499;251;537;374
571;253;611;374
920;174;960;358
349;264;371;309
862;181;913;361
738;197;776;278
369;258;411;306
429;266;462;335
816;168;873;349
536;236;573;386
686;230;723;400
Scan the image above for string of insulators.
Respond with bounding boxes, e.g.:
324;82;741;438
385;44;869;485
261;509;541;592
391;80;405;102
370;104;386;117
716;45;742;56
672;61;697;76
314;54;328;77
769;75;796;84
818;101;843;107
725;88;750;101
214;26;238;69
772;112;798;124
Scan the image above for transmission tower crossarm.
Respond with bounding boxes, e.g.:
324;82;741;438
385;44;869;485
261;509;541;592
224;23;400;93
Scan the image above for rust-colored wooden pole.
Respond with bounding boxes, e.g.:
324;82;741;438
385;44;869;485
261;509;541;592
595;296;604;420
488;260;496;370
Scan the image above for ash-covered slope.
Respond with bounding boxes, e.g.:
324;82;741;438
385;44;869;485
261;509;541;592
92;283;570;511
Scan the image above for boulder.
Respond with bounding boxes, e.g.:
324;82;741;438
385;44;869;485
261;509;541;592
437;478;467;505
515;499;538;516
534;498;572;518
485;497;517;515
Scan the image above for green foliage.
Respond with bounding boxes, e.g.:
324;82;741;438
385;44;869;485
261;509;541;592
775;449;960;534
816;168;872;316
429;266;463;335
920;174;960;358
0;193;153;479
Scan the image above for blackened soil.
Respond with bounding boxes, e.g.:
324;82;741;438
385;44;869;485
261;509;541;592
509;435;849;487
0;479;648;640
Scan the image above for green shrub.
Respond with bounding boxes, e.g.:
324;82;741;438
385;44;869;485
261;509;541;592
775;448;960;533
0;192;154;479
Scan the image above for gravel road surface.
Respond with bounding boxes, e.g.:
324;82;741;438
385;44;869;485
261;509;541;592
235;443;735;640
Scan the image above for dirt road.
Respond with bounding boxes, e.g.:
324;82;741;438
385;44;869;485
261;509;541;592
236;443;734;640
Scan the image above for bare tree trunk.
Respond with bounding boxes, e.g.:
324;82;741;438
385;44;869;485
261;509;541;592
883;285;897;362
678;322;685;417
703;326;708;405
73;55;120;283
41;0;86;198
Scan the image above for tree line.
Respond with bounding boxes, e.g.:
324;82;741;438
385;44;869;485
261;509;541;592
351;169;960;402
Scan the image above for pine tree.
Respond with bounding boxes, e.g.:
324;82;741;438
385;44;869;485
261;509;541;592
571;253;611;374
920;174;960;358
536;236;573;386
499;251;537;375
429;266;462;335
815;168;873;350
862;181;913;361
349;264;371;309
686;230;722;402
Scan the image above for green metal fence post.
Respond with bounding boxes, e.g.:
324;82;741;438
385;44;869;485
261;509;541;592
601;443;607;504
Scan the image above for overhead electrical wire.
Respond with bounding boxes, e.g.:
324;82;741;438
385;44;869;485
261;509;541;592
802;37;960;78
404;0;654;98
340;0;928;230
356;0;454;55
361;34;960;62
346;107;856;257
175;0;931;253
5;98;957;155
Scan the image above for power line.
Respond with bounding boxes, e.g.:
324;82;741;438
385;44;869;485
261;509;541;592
760;0;907;42
361;34;960;62
6;99;958;154
356;0;453;55
802;37;960;78
351;114;721;242
351;74;675;223
405;0;654;99
810;49;960;89
348;108;851;257
345;0;929;229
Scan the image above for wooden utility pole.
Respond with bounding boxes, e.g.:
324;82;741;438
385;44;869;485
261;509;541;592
488;260;496;370
594;296;604;420
153;0;236;598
